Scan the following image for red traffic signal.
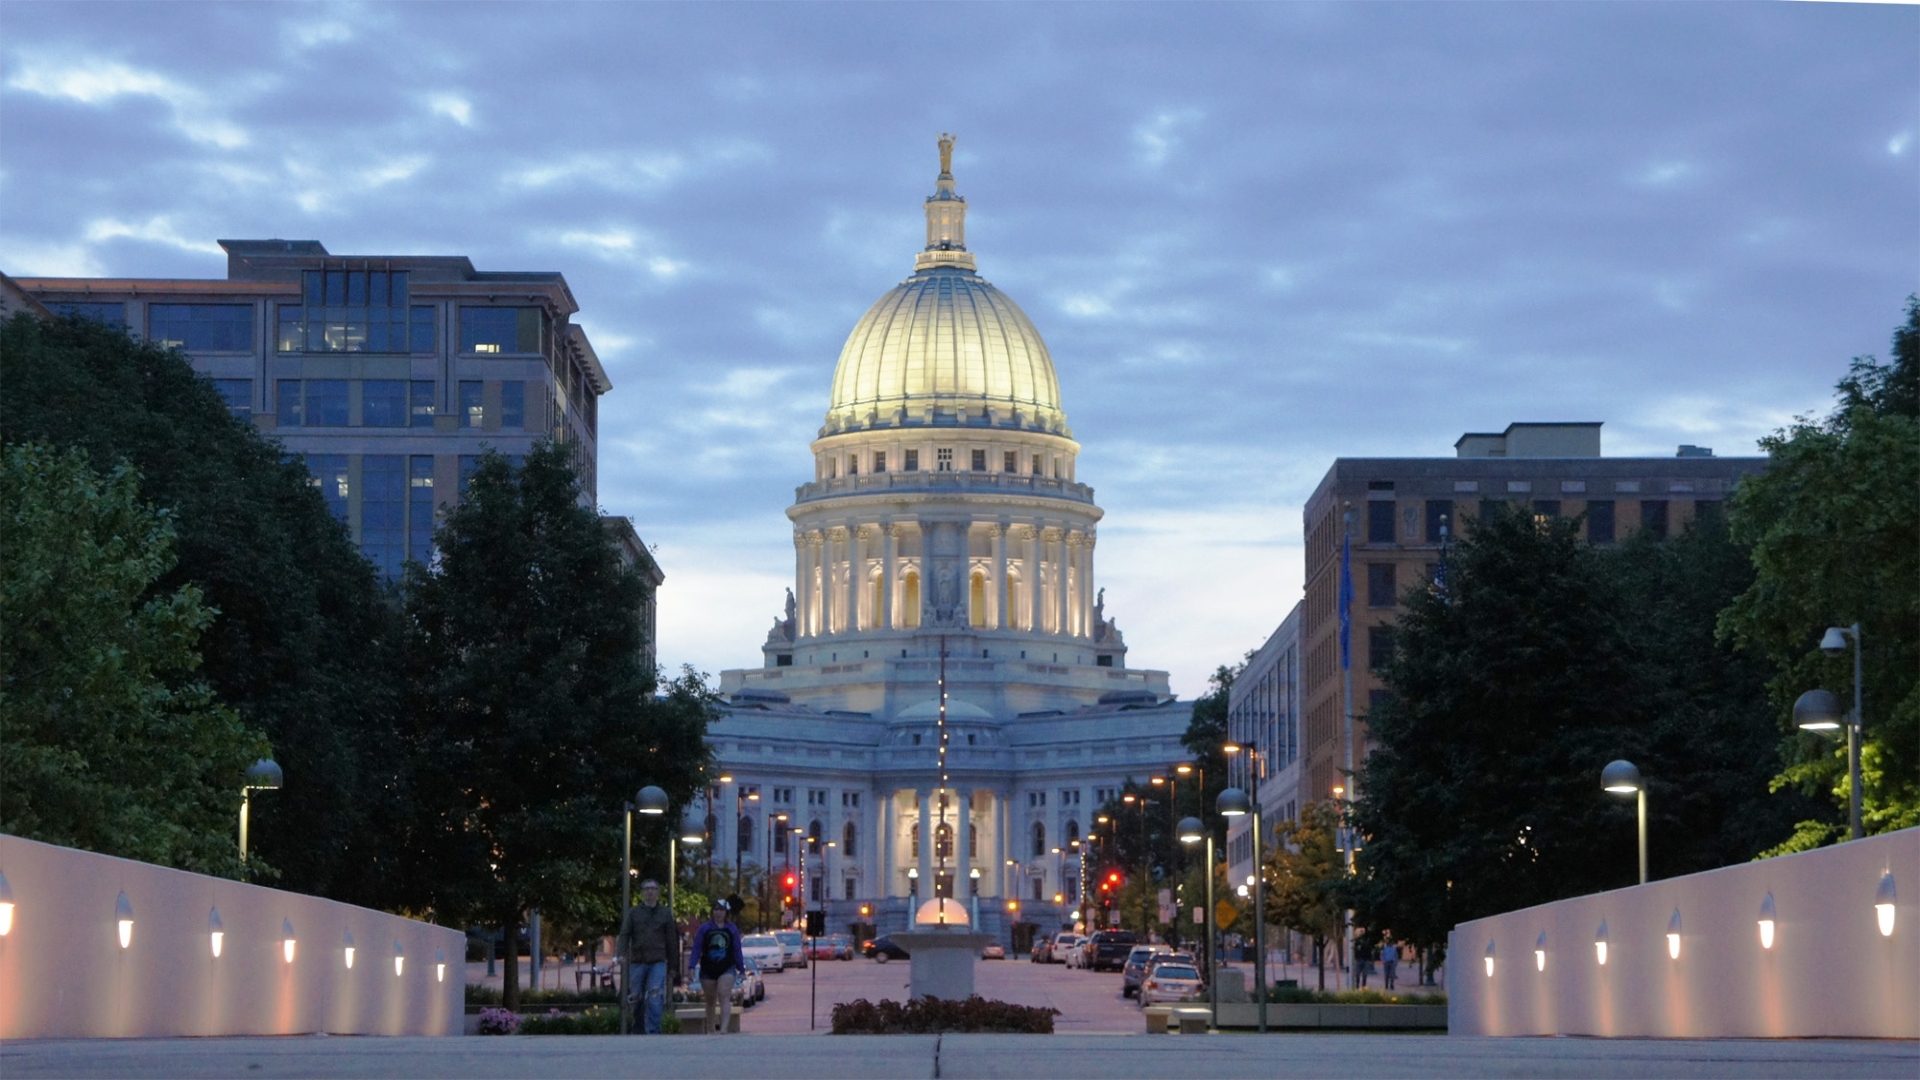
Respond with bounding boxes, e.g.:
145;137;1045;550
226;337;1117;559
783;873;797;891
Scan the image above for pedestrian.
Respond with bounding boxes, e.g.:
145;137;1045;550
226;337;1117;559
692;900;745;1034
615;879;680;1034
1381;938;1400;991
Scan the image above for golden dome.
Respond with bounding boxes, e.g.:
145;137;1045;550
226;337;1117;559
823;138;1068;436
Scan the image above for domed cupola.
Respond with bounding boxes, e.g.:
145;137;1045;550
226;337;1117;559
824;135;1068;437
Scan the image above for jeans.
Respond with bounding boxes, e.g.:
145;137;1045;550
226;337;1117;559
1383;960;1398;990
700;971;736;1034
631;960;669;1034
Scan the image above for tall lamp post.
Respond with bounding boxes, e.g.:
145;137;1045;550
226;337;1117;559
765;812;788;931
624;785;669;1036
1177;816;1211;1030
238;758;282;865
1217;784;1264;1032
1798;623;1866;841
1600;761;1648;885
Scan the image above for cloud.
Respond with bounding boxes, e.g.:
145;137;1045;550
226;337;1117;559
554;228;686;279
286;156;430;213
5;56;247;147
0;238;104;277
428;92;473;127
82;216;224;256
1133;108;1204;167
283;17;354;51
1890;131;1913;157
506;152;687;192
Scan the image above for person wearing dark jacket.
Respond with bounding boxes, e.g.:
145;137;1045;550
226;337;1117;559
615;880;680;1034
690;900;745;1034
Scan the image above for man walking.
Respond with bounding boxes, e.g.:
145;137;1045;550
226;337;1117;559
691;900;745;1035
1380;937;1400;991
616;879;680;1034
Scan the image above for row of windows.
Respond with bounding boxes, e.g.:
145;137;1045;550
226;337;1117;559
45;292;547;358
299;452;516;580
274;379;527;429
822;448;1067;480
1364;497;1703;546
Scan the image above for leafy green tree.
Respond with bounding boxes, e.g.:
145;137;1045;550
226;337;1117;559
401;444;715;1010
1180;663;1240;846
1266;801;1345;990
0;313;409;905
1721;300;1920;849
1;444;269;871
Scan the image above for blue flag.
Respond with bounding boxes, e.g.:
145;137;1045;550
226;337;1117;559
1338;527;1353;671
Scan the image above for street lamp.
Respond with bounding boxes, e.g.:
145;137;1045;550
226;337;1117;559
1178;816;1212;1031
1800;621;1865;841
1601;760;1648;885
238;758;282;865
1218;784;1264;1033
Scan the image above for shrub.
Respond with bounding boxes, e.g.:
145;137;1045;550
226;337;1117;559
465;984;618;1006
830;996;1059;1034
474;1008;520;1035
1264;986;1446;1005
518;1006;620;1035
661;1013;683;1035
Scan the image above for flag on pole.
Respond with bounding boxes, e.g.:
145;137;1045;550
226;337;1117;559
1338;527;1353;671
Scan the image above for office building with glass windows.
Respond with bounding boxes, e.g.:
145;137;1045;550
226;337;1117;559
19;241;662;667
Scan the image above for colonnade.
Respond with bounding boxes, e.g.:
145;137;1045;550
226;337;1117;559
793;520;1096;641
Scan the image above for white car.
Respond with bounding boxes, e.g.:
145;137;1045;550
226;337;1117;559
741;933;785;973
1052;933;1085;967
774;929;809;969
738;958;766;1004
1138;962;1206;1007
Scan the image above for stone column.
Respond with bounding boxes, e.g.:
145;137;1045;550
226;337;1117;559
1052;529;1070;638
916;789;934;902
881;524;898;631
956;792;973;897
796;531;813;639
821;529;838;636
992;525;1008;630
1022;526;1039;632
996;792;1011;898
852;526;868;631
1081;530;1097;639
879;790;895;900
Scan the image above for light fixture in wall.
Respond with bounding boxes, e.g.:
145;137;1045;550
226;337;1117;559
282;919;297;964
1594;920;1609;966
1875;872;1896;938
436;947;447;983
0;870;15;936
209;908;224;958
115;892;134;949
344;929;356;970
1483;940;1495;977
1667;909;1682;960
1534;932;1546;972
1758;893;1776;950
394;941;405;977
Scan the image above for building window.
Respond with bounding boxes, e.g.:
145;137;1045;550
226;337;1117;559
361;456;405;581
306;380;349;427
843;821;857;858
775;826;788;856
738;816;754;858
410;381;436;427
459;306;542;354
1367;501;1395;544
1425;500;1453;543
1586;500;1615;544
1004;450;1017;472
807;789;828;807
873;451;887;473
48;301;125;326
904;449;919;472
410;306;436;353
807;820;822;854
457;455;481;494
841;791;861;808
1532;500;1561;526
1033;454;1044;476
1694;500;1723;528
934;823;953;859
847;454;859;476
501;381;525;429
278;272;413;353
1065;819;1080;843
1367;563;1396;608
277;380;302;426
460;381;484;428
150;304;253;352
408;456;435;565
1032;878;1044;902
211;379;251;418
971;449;987;471
1367;625;1396;672
1031;822;1046;858
772;787;793;804
1028;791;1046;808
1479;498;1505;524
844;879;856;901
1641;500;1669;539
362;380;408;427
1095;787;1117;804
936;448;954;471
306;454;349;523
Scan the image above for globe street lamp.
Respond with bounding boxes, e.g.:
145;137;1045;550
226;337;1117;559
1177;815;1212;1031
1600;760;1647;885
239;759;282;865
1802;620;1865;841
1218;784;1264;1033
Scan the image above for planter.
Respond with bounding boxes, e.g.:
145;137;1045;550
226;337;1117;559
1212;1002;1447;1030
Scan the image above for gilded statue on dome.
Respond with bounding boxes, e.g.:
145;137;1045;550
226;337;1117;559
938;133;955;176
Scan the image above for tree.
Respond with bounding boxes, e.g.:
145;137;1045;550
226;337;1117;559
1;444;269;872
1720;299;1920;850
401;444;715;1010
1180;664;1239;845
0;313;410;905
1265;801;1345;990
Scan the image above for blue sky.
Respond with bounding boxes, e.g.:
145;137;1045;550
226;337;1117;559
4;2;1915;698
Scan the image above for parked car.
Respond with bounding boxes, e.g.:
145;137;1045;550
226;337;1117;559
740;933;785;973
1049;932;1085;966
1030;935;1052;963
739;958;767;1003
864;935;910;962
806;937;839;961
1089;930;1140;972
1122;945;1173;998
1138;962;1205;1007
1146;951;1198;977
774;929;809;969
981;942;1007;960
827;933;856;960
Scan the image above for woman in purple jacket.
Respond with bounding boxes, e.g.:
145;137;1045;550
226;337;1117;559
691;900;745;1034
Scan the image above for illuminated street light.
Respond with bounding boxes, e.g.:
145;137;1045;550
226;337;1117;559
1600;760;1648;885
239;758;283;865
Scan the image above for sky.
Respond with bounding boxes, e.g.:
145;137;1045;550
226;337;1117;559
4;2;1915;699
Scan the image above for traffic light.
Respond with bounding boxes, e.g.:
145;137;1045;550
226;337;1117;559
783;872;797;906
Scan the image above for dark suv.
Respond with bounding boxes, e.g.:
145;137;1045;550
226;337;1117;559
1089;930;1139;972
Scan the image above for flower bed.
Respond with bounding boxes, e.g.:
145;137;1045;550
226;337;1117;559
831;996;1059;1034
473;1006;620;1035
1264;986;1446;1005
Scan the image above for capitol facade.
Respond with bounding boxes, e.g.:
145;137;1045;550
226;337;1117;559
705;139;1193;941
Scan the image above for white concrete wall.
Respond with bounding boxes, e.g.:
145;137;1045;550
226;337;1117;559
0;834;464;1038
1448;827;1916;1038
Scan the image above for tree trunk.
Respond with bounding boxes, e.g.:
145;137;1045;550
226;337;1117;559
1314;937;1326;991
501;909;522;1012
